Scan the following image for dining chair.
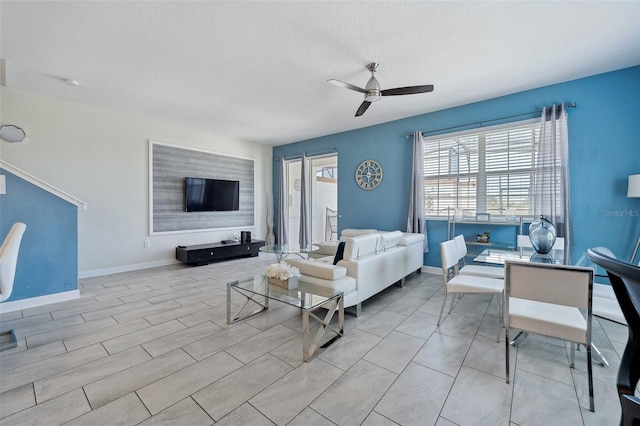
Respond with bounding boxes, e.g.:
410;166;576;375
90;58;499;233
504;260;595;412
0;222;27;351
325;207;338;241
587;247;640;425
454;235;504;279
438;239;504;341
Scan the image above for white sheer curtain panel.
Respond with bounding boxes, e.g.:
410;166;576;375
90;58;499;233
277;157;288;245
298;153;310;247
407;130;428;252
532;103;571;255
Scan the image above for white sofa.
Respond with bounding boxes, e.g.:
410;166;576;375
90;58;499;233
287;229;425;316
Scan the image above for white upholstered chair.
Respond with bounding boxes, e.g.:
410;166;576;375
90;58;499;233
504;260;595;412
0;222;26;302
438;239;504;341
0;222;27;351
454;235;504;279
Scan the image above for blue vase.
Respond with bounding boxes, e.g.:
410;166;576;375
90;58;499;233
528;215;557;254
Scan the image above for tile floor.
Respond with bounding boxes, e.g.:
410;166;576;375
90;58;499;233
0;254;626;425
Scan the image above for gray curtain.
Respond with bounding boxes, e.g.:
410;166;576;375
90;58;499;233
533;103;571;255
277;157;288;245
298;153;310;247
407;130;428;252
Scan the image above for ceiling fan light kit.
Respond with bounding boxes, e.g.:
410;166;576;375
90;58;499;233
364;63;382;102
328;62;434;117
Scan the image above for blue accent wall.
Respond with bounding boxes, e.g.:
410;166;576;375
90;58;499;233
274;66;640;267
0;170;79;301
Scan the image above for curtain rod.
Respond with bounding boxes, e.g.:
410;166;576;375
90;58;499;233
273;148;337;162
405;102;577;139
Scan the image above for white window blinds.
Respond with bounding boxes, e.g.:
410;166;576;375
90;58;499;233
423;119;540;217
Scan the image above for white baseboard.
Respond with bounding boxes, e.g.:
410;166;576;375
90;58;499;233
0;290;81;314
421;266;441;275
79;259;180;279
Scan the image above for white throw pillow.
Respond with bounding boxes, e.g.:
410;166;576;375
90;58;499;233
285;258;347;280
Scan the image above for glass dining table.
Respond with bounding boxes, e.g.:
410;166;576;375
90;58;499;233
473;246;565;265
473;246;607;278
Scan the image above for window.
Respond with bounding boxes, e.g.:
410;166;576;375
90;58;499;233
424;119;540;217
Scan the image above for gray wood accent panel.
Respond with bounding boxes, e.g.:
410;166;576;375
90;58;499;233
151;143;254;233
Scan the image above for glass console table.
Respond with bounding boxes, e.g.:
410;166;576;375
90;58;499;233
259;244;319;262
227;274;343;362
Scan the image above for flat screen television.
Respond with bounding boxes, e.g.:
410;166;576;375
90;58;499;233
184;177;240;212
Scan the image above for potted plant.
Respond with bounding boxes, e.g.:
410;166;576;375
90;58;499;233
476;230;490;243
266;261;301;290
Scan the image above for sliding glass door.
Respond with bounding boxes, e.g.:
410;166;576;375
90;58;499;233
285;153;338;244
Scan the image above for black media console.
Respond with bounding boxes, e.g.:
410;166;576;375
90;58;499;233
176;240;265;266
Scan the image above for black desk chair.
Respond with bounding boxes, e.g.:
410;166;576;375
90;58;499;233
588;247;640;426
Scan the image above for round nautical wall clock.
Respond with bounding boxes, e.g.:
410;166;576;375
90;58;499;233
355;159;383;190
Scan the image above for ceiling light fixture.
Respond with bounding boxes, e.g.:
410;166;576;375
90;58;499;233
628;174;640;198
0;125;26;143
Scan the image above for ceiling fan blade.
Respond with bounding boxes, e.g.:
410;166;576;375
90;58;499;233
381;85;434;96
355;101;371;117
328;79;366;94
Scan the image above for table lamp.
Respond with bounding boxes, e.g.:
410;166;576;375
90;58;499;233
629;174;640;264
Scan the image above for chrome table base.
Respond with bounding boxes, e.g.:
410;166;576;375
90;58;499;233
227;283;344;362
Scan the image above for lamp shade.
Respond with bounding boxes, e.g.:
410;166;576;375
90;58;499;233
628;174;640;198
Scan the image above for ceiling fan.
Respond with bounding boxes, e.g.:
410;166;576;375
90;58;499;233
328;63;434;117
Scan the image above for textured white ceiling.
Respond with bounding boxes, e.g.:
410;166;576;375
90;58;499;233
1;1;639;146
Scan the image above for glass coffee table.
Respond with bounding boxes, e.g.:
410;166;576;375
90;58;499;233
227;275;344;362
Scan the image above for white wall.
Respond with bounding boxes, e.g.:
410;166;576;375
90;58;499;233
1;87;272;277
